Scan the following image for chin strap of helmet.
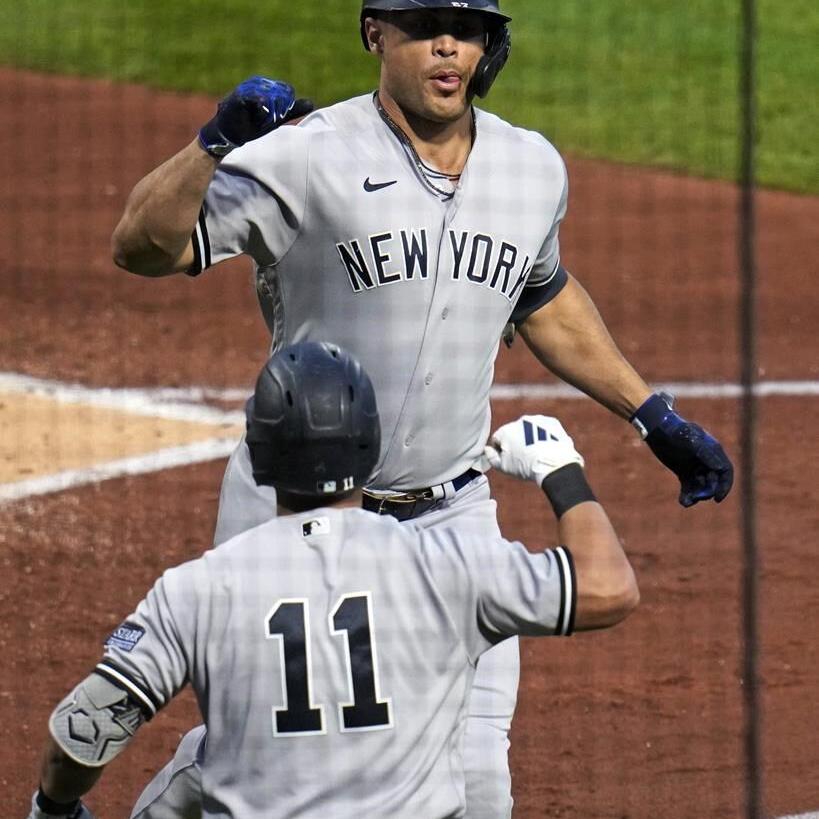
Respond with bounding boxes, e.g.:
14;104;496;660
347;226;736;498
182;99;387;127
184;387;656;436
470;23;511;98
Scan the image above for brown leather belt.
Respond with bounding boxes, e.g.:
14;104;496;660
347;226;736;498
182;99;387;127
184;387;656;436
361;468;482;522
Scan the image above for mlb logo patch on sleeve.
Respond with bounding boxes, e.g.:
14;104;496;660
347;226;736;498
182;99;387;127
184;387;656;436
105;621;146;652
302;516;331;537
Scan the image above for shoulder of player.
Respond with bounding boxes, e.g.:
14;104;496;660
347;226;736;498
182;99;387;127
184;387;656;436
299;93;382;131
153;518;285;580
202;508;402;556
418;526;536;573
416;524;489;564
222;93;381;169
344;507;411;538
148;519;298;599
335;508;440;559
474;108;566;173
266;94;379;142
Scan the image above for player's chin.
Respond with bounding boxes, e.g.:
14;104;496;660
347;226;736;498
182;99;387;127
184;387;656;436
423;91;470;123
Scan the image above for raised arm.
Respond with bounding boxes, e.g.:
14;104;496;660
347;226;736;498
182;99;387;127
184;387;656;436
516;273;733;507
111;140;217;277
484;415;639;630
111;77;311;277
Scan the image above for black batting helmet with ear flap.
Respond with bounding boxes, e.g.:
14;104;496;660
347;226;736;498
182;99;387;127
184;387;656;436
359;0;512;98
246;341;381;496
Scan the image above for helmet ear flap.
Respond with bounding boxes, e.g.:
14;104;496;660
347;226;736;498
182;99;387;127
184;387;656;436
471;23;511;98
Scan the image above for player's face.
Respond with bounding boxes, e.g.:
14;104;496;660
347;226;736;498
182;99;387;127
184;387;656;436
367;10;488;125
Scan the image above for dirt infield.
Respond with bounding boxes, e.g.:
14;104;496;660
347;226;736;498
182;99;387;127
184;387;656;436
1;69;817;817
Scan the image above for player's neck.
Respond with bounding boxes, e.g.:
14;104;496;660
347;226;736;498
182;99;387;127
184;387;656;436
276;489;363;516
377;91;474;177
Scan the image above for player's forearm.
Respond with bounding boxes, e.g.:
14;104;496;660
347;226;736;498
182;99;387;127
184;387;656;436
555;498;639;630
487;418;640;631
111;139;218;277
38;737;103;804
519;275;651;419
538;460;639;630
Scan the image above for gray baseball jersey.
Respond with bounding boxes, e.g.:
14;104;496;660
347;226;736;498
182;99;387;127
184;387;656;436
189;93;569;490
97;508;576;818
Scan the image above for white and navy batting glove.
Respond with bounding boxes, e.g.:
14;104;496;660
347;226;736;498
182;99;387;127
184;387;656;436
27;790;95;819
483;415;584;485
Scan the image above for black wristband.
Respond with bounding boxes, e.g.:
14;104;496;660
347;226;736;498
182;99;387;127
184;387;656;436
36;787;81;817
540;463;596;518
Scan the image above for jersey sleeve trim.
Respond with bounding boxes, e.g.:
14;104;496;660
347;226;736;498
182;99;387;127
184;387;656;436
186;206;211;277
95;660;161;720
510;264;569;325
548;545;577;636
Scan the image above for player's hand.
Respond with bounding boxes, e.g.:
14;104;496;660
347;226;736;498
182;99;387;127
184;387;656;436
483;415;584;485
631;392;734;507
198;76;314;158
27;790;95;819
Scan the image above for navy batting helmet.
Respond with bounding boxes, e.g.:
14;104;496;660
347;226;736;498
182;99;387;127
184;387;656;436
360;0;511;98
245;341;380;496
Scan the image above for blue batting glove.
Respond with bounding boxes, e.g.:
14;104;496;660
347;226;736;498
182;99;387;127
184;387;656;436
198;76;313;158
631;392;734;508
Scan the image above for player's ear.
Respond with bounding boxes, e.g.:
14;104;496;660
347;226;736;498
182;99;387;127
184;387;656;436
364;16;386;55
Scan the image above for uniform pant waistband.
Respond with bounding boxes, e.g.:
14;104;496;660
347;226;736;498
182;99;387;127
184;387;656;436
361;468;482;521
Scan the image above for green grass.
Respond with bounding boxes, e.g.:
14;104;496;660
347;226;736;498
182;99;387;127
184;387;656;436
1;0;816;192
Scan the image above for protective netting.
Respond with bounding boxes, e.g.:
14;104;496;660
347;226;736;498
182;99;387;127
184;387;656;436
2;2;816;817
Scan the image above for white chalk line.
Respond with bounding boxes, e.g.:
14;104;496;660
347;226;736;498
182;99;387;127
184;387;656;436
0;439;238;503
777;813;819;818
1;372;818;504
2;371;819;415
489;380;819;401
0;371;245;425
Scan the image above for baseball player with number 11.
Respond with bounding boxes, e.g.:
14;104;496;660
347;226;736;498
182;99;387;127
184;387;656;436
27;343;638;819
111;0;733;814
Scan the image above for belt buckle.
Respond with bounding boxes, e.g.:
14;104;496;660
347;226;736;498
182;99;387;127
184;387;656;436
363;488;434;521
384;490;429;521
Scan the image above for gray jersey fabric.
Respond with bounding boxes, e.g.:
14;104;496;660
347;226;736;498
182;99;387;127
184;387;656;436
98;508;575;819
190;94;569;490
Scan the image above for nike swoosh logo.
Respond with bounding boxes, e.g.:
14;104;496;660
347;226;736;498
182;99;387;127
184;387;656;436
364;177;398;192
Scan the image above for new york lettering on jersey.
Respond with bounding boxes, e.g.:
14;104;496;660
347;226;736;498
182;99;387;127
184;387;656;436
336;228;532;303
191;95;567;307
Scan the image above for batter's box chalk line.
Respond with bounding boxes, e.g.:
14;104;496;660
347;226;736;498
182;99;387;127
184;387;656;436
1;372;818;503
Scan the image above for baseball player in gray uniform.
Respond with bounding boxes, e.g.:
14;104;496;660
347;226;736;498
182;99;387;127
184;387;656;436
110;1;731;814
27;342;639;819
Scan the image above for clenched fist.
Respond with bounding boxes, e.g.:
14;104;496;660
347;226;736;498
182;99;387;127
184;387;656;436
483;415;584;485
198;76;314;158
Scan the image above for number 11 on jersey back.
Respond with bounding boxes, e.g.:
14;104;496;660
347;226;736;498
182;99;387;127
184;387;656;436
265;592;393;737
